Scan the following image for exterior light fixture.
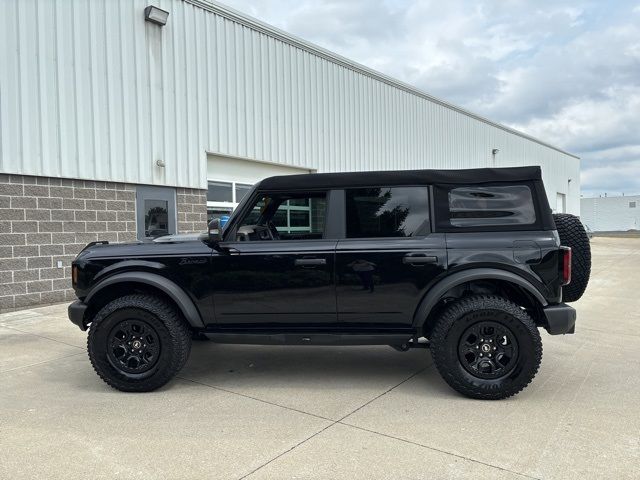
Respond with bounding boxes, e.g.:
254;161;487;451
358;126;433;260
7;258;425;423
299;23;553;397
492;148;500;155
144;5;169;26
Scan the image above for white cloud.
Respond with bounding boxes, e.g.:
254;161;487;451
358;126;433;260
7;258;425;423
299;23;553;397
581;160;640;197
511;85;640;154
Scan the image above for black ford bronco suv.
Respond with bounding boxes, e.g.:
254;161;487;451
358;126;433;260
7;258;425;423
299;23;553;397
68;166;591;399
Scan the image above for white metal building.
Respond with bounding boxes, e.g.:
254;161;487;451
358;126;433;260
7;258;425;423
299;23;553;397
0;0;579;309
581;196;640;232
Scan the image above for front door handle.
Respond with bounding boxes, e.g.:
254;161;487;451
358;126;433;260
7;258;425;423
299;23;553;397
403;254;438;265
295;258;326;266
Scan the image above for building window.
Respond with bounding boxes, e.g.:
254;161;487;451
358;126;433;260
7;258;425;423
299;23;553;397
235;183;252;203
207;181;233;202
239;193;327;240
345;187;430;238
630;201;637;208
207;180;254;222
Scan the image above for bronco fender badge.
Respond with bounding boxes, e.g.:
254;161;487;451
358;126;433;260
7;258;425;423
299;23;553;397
179;257;207;265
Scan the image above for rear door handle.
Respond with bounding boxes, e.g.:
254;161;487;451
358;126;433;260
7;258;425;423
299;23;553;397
295;258;326;266
403;254;438;265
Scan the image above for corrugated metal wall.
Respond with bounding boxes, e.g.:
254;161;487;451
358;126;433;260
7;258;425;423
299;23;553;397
580;196;640;231
0;0;580;213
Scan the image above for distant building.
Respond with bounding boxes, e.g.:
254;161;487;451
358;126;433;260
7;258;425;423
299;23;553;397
580;195;640;231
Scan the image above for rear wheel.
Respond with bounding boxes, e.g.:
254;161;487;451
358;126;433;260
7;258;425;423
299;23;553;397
553;213;591;302
87;294;192;392
430;295;542;400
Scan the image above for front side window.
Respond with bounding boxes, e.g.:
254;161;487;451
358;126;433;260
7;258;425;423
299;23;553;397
346;187;430;238
447;185;536;227
237;192;327;241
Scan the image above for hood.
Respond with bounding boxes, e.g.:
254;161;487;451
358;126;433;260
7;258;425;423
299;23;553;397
75;237;212;261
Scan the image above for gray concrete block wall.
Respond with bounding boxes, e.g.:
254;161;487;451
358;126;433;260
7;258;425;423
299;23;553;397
177;188;208;233
0;174;137;311
1;174;209;311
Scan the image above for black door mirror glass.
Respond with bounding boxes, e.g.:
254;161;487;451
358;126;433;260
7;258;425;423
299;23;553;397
208;218;222;242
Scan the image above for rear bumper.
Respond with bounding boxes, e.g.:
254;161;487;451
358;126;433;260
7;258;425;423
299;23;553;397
68;300;88;331
543;303;576;335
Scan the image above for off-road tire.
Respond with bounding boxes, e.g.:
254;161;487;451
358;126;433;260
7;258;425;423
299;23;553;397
87;294;192;392
430;295;542;400
553;213;591;302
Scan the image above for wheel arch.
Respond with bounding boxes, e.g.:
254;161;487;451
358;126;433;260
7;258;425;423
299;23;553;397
83;272;205;329
414;268;548;335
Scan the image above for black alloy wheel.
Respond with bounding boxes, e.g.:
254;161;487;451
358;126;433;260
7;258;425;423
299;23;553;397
457;321;519;379
106;319;161;374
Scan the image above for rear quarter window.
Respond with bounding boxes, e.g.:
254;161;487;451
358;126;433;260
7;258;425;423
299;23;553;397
436;184;538;230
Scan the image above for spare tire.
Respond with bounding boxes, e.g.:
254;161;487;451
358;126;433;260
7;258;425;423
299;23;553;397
553;213;591;302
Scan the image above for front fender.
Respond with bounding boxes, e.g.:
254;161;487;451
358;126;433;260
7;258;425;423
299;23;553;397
412;268;548;327
84;271;205;328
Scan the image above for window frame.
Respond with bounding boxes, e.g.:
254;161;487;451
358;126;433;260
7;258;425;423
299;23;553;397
433;182;544;232
135;185;177;241
275;199;316;233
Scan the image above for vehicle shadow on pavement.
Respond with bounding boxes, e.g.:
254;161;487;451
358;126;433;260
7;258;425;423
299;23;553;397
182;342;431;381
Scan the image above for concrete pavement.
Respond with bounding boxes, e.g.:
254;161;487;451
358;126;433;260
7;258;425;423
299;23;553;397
1;237;639;479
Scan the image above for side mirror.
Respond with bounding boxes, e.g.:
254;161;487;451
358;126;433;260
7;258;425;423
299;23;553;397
207;218;222;243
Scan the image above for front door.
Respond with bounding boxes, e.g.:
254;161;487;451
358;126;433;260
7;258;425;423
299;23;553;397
210;190;338;327
336;186;446;327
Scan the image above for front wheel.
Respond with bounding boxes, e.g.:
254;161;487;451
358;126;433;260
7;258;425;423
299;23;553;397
87;294;192;392
430;295;542;400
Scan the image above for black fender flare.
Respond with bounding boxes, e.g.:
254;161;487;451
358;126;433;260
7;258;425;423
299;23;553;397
84;272;205;328
412;268;548;328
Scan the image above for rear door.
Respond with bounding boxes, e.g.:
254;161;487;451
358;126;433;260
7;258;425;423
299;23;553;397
335;186;446;327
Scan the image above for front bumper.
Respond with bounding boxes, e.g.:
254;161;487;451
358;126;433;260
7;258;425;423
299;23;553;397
543;303;576;335
68;300;88;331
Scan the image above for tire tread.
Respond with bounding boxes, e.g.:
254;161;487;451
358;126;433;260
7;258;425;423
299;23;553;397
430;295;542;400
87;294;191;392
553;213;591;302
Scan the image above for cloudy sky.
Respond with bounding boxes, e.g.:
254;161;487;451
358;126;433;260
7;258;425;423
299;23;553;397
221;0;640;197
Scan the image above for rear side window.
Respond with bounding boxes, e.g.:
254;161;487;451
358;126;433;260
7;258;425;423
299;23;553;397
346;187;430;238
445;185;536;228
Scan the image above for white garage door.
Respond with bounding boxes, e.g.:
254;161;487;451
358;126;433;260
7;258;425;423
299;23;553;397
206;154;314;219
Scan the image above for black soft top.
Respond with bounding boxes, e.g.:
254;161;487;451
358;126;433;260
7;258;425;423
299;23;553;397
258;166;542;190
